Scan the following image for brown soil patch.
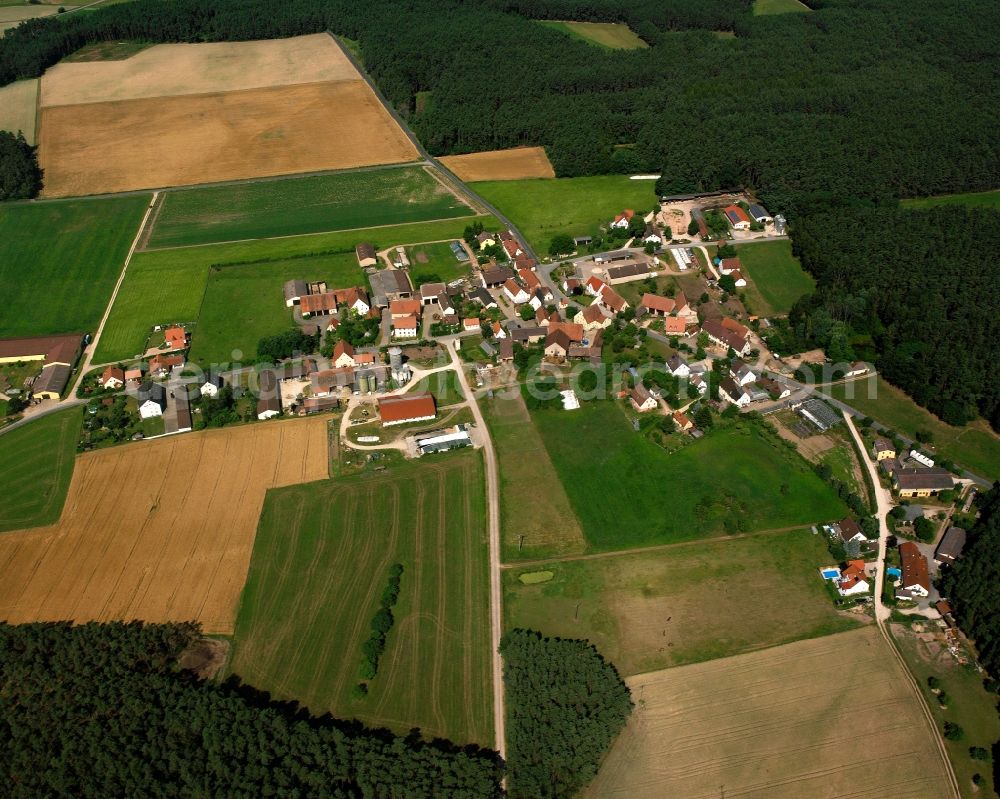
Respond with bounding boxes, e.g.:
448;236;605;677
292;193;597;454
768;412;835;460
40;34;357;107
38;81;419;197
439;146;555;181
585;628;954;799
178;637;231;680
0;418;328;634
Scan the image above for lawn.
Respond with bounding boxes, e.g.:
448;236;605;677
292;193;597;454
470;176;657;256
531;401;847;551
901;189;1000;212
147;167;473;249
0;196;149;339
229;451;493;746
0;410;81;532
828;376;1000;481
407;369;464;405
538;20;648;50
753;0;811;15
96;215;497;363
408;241;470;286
188;252;363;366
481;392;587;561
891;623;1000;799
735;239;815;316
504;528;862;675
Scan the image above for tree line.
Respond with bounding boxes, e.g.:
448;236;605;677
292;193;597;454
0;621;503;797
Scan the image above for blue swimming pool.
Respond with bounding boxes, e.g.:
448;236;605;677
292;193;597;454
887;567;901;578
821;568;841;580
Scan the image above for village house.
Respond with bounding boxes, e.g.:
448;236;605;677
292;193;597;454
563;277;582;293
136;382;166;419
596;285;629;315
568;329;603;362
378;393;437;427
758;376;790;400
333;287;371;316
389;299;422;318
148;353;184;377
873;438;896;461
666;354;690;378
574;303;611;331
491;321;507;340
164;326;188;351
723;205;751;231
333;340;358;369
475;230;497;250
420;282;446;306
124;364;146;384
503;279;530;305
498;339;514;362
934;526;967;565
642;224;662;245
893;467;954;498
730;270;747;288
719;257;741;275
257;394;282;420
481;264;515;289
469;287;497;308
702;318;751;357
355;242;378;268
639;293;676;318
99;366;125;390
836;560;870;597
896;541;930;599
609;209;635;229
730;358;757;386
630;382;658;412
673;410;693;431
690;373;708;395
200;373;224;397
311;367;355;397
662;317;685;336
835;518;869;548
283;280;308;308
535;306;553;326
585;275;607;296
720;376;751;408
544;328;572;360
510;326;546;345
463;317;481;333
392;316;419;340
300;292;339;317
369;268;413;308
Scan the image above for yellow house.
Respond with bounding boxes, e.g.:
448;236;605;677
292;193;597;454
872;437;896;461
894;467;953;498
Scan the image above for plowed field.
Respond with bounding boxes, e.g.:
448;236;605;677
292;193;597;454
0;418;329;634
440;147;555;181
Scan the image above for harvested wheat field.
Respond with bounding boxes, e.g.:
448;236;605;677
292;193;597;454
585;628;955;799
40;34;357;106
0;418;329;634
0;79;38;143
36;34;419;196
39;81;418;196
440;146;555;181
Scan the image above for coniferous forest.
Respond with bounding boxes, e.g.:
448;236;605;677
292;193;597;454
0;621;503;798
0;0;996;429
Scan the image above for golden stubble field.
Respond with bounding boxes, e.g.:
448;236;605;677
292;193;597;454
0;79;38;144
37;34;419;196
439;146;555;181
585;628;955;799
0;418;329;634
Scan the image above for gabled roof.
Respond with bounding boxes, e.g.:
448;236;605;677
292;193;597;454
378;393;436;423
720;376;748;402
300;292;338;314
667;354;688;372
355;242;376;260
333;340;355;360
935;526;966;561
578;303;607;324
585;275;606;294
598;286;628;313
664;317;686;334
548;321;584;343
837;517;866;542
545;329;572;352
899;541;930;590
283;279;308;301
641;293;675;314
393;314;419;330
630;382;653;405
503;278;527;298
420;282;447;299
894;467;953;491
390;298;422;316
720;316;750;339
719;257;742;273
101;365;125;384
724;205;750;224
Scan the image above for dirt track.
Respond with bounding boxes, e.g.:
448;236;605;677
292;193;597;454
439;146;555;182
38;81;419;196
584;627;954;799
40;34;357;106
0;418;328;634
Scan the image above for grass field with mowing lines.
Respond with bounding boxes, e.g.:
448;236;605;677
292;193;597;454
229;451;492;745
538;20;648;50
891;624;1000;799
901;189;1000;211
189;253;362;365
481;392;586;561
504;528;862;675
531;402;847;551
736;239;815;316
97;215;497;363
753;0;811;14
0;410;81;532
828;376;1000;481
471;176;656;256
408;241;471;286
148;167;473;249
406;369;464;405
0;196;149;339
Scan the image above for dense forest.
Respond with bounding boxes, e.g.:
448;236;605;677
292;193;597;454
500;629;633;798
939;485;1000;679
0;621;503;797
1;0;997;214
0;131;41;200
783;205;1000;428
